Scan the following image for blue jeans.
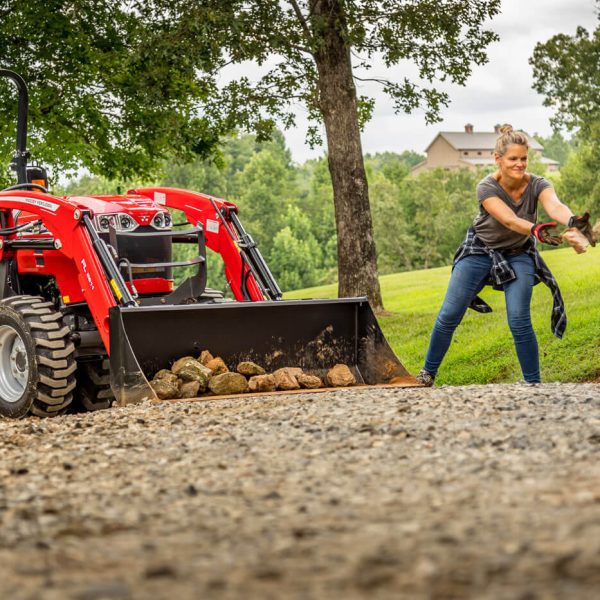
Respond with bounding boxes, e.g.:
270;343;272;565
424;253;540;383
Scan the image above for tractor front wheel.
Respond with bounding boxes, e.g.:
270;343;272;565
0;296;76;418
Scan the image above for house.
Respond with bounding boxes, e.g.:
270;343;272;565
411;124;560;175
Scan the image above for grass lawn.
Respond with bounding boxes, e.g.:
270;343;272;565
284;246;600;385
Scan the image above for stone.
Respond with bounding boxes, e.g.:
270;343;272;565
326;364;356;387
297;373;323;389
180;381;201;399
198;350;214;366
208;372;249;395
177;365;209;391
237;361;266;377
248;374;277;393
273;368;301;391
285;367;303;378
150;379;180;400
205;357;229;376
153;370;179;385
171;356;199;374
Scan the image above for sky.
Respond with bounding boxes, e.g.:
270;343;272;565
282;0;598;163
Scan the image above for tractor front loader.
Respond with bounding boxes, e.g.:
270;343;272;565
0;69;418;419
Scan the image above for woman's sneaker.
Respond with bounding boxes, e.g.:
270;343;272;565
416;368;435;387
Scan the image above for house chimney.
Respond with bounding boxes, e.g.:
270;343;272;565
494;123;501;133
464;123;474;134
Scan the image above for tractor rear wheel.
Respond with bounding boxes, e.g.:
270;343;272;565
0;296;76;418
73;358;114;411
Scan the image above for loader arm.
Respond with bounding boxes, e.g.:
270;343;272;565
130;187;281;301
0;190;131;351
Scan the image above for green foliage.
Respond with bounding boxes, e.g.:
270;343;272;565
234;148;296;258
0;0;229;181
553;127;600;215
531;8;600;216
533;131;574;166
269;206;324;291
295;158;336;250
531;15;600;136
285;246;600;384
369;170;418;273
397;168;483;269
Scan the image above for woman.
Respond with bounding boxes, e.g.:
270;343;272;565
416;124;594;386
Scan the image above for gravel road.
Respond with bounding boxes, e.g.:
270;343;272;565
1;383;599;600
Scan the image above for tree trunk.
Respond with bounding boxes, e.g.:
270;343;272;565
311;0;384;312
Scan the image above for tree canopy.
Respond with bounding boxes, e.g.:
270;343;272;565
531;6;600;213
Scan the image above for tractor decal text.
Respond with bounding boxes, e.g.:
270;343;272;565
0;196;59;212
80;258;95;291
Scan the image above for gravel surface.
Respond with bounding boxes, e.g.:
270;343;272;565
1;383;599;600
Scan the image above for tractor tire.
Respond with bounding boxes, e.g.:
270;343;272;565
0;296;76;418
73;358;114;411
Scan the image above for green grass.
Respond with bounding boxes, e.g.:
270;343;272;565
284;247;600;384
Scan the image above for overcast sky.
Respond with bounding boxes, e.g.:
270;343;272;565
283;0;598;163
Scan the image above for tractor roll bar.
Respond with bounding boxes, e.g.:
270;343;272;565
0;69;29;185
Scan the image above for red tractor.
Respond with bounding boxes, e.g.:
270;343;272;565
0;69;415;418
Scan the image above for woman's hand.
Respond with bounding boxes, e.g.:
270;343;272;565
568;213;596;247
562;227;590;254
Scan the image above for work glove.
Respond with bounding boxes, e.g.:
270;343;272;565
567;212;596;247
531;222;561;246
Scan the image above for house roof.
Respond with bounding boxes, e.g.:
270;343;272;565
427;131;544;152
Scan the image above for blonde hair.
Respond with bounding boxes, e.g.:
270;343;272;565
494;124;529;156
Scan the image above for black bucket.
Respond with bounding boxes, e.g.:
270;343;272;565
109;298;417;404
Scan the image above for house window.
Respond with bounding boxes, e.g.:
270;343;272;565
463;152;468;156
477;151;482;155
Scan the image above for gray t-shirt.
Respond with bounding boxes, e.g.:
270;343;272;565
473;174;552;250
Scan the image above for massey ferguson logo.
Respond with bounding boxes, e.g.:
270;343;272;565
140;216;150;223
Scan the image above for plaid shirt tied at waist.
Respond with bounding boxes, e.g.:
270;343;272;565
453;227;566;339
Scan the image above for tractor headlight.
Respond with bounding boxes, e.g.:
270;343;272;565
98;216;111;232
151;211;171;230
119;214;134;230
94;213;139;233
153;213;164;228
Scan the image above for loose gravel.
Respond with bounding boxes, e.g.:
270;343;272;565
1;383;599;600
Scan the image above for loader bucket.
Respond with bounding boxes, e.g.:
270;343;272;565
109;298;418;404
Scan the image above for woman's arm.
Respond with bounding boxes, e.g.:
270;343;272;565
481;197;534;235
539;187;573;225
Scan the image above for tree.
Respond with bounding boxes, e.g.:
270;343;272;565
369;170;418;274
533;131;573;166
399;168;482;269
531;8;600;214
269;206;324;290
234;148;298;257
1;0;501;311
0;1;233;179
530;16;600;137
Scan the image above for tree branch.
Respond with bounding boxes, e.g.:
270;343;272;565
288;0;313;47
